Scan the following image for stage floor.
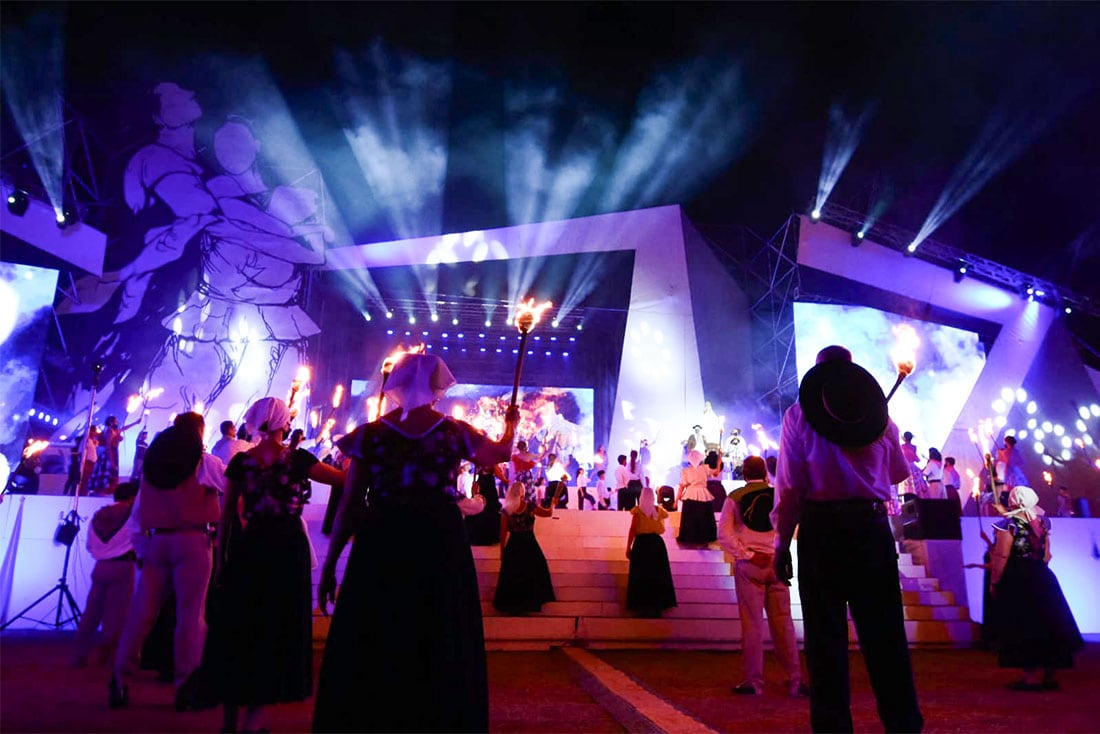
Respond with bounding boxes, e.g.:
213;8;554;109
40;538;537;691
2;631;1097;732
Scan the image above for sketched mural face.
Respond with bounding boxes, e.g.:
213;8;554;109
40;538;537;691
57;82;331;447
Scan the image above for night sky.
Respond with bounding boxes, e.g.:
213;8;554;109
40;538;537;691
5;2;1100;320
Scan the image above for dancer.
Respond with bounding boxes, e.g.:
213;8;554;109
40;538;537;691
676;449;717;544
314;353;518;732
214;397;345;733
494;481;559;615
625;485;677;618
990;486;1083;691
922;448;945;499
466;464;505;546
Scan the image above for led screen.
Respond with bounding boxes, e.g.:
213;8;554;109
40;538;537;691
793;303;986;451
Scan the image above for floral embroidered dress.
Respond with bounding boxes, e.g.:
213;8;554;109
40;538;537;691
314;416;487;733
216;447;317;705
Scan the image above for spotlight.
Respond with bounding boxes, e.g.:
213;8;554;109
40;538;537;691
850;230;864;248
1064;303;1073;315
451;317;459;326
385;311;394;319
811;208;822;220
430;313;439;322
6;190;29;216
484;319;491;327
953;260;967;283
55;207;77;228
906;242;918;254
408;316;416;324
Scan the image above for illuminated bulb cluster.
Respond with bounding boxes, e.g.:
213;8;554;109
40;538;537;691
994;385;1100;468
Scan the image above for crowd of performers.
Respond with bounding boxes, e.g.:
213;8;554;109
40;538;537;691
63;348;1086;733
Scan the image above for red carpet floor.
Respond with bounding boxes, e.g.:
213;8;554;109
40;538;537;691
2;631;1097;732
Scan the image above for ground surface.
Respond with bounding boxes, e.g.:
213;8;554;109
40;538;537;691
2;632;1097;732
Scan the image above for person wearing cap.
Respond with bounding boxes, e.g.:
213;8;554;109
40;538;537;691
719;456;805;697
989;485;1083;691
313;352;518;732
213;396;345;734
773;345;922;732
110;424;221;709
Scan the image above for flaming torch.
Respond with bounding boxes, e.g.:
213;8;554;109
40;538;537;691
510;298;553;409
288;365;311;412
885;324;919;402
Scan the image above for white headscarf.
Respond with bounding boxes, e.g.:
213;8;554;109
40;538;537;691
686;449;705;468
1005;486;1044;522
503;481;525;516
243;397;292;438
638;485;658;520
384;353;456;420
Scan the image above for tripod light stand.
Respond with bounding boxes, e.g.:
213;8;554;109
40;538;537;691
0;364;101;631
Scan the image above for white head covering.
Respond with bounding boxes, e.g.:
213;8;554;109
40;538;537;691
686;449;705;468
638;485;658;520
503;481;525;516
243;397;292;438
1005;486;1044;522
384;353;456;420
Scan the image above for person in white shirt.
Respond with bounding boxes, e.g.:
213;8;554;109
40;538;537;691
922;448;945;499
942;456;961;496
718;456;804;697
210;420;252;466
575;467;596;510
543;453;569;509
594;470;611;510
456;463;475;499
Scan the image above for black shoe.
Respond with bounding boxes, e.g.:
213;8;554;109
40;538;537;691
108;678;129;709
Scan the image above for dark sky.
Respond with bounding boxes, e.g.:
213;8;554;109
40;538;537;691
5;2;1100;308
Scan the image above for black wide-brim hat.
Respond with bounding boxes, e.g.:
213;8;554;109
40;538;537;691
798;360;889;447
142;425;203;489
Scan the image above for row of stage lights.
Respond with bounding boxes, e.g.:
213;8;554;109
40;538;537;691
26;408;60;426
384;329;576;358
812;208;1078;315
6;189;78;228
366;310;583;331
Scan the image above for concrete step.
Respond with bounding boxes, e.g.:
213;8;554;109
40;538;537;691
473;558;733;576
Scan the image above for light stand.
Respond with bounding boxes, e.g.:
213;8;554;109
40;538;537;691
0;364;101;631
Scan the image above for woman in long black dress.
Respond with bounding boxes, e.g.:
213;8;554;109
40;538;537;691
990;486;1083;691
626;485;677;617
493;481;558;614
465;464;504;545
677;449;718;544
215;397;345;733
314;353;517;733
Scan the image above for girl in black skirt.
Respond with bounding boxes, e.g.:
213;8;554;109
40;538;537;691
677;449;718;544
626;486;677;617
493;481;558;614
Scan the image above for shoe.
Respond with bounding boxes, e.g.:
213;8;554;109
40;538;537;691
732;682;761;696
789;682;810;698
1007;680;1044;692
108;678;129;709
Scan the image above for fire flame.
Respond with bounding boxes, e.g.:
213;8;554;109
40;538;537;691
126;394;142;414
381;344;426;375
331;384;345;409
513;298;553;334
23;439;49;459
891;324;920;377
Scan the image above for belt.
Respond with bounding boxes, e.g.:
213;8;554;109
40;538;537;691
804;498;888;515
105;550;137;562
148;525;211;535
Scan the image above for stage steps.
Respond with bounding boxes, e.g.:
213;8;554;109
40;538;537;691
304;504;978;650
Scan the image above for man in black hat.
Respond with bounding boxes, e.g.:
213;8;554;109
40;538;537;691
773;345;922;733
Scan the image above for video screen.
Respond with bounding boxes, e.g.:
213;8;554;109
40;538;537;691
0;263;61;490
793;303;986;450
441;384;595;464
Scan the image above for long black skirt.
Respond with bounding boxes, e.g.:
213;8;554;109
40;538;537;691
216;514;313;705
677;499;717;544
994;556;1083;670
313;499;487;733
465;505;501;546
626;533;677;615
493;531;555;614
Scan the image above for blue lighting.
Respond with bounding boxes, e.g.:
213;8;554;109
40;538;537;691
534;336;541;341
431;314;439;322
527;350;534;355
569;337;576;342
906;242;918;253
404;331;412;337
457;333;465;339
563;352;569;357
479;347;486;352
422;331;429;337
576;323;583;331
550;336;557;341
452;318;459;326
545;351;551;356
409;316;416;324
499;335;506;341
386;311;393;319
512;349;519;354
386;329;394;336
495;348;502;353
442;333;449;339
478;333;485;339
484;319;491;327
442;345;449;351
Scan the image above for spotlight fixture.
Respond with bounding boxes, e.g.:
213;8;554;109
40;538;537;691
811;208;822;220
850;230;864;247
55;207;77;228
6;190;29;216
953;260;968;283
906;242;918;254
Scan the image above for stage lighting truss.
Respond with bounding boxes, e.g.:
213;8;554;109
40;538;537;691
810;201;1100;320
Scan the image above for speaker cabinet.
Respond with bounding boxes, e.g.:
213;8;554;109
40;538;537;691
901;498;962;540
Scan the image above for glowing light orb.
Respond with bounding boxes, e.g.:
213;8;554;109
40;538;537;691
1015;388;1027;403
1053;424;1065;436
994;415;1007;428
1043;455;1053;466
1033;441;1045;455
1000;387;1015;403
1061;449;1071;461
1027;418;1037;429
1042;421;1053;433
992;398;1007;414
1086;435;1095;446
1017;429;1028;439
1026;402;1037;415
1061;436;1072;449
1077;420;1088;433
1080;407;1091;420
1091;404;1100;417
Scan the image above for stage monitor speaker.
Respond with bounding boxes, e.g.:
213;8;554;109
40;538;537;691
901;498;962;540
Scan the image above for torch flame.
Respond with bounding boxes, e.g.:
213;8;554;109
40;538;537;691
146;387;165;401
381;344;426;375
513;298;553;334
331;384;345;409
23;439;49;459
891;324;919;377
295;365;312;385
126;394;142;414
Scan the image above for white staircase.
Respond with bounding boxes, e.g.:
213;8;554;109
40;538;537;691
305;505;978;649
